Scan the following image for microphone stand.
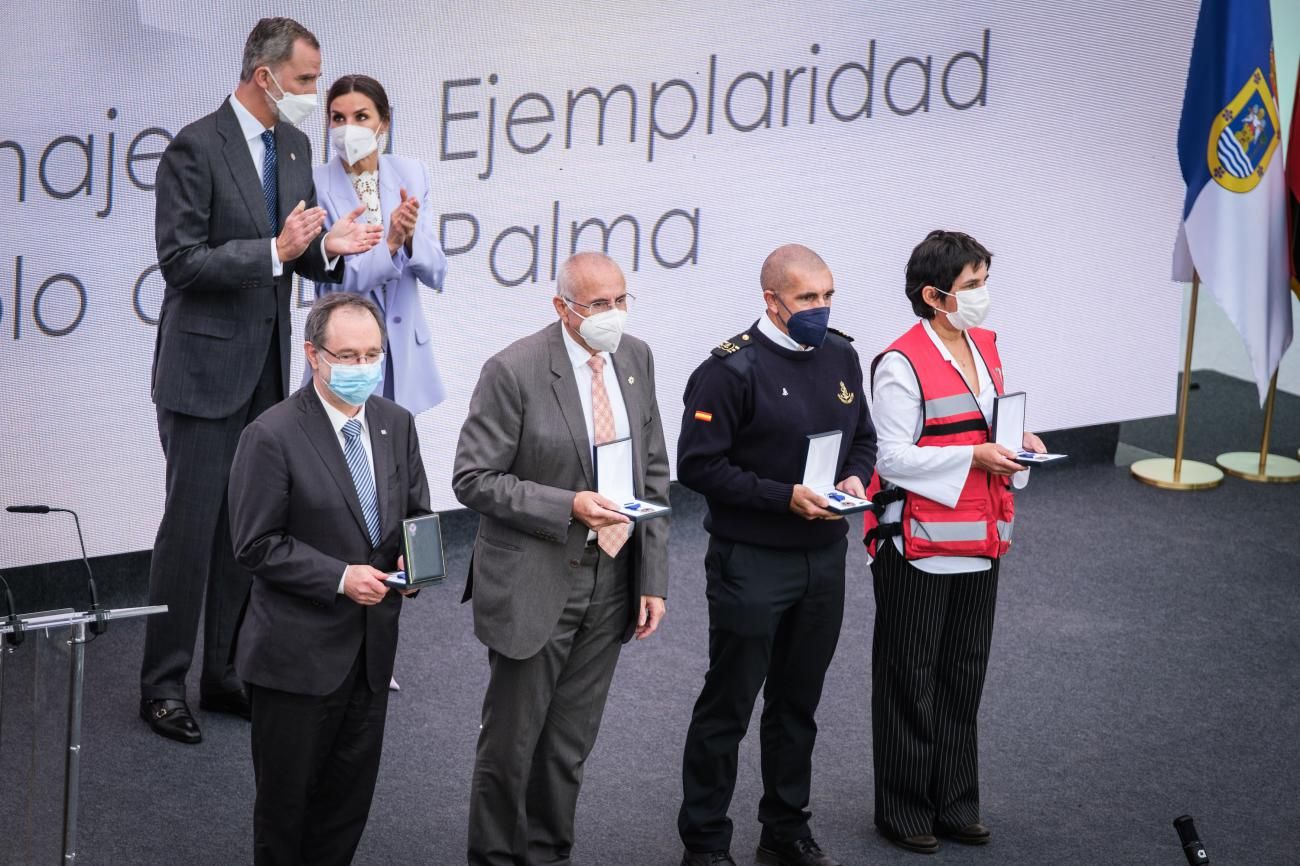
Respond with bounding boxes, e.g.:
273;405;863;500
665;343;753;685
0;573;22;756
58;508;107;637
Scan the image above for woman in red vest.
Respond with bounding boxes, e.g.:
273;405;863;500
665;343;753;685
863;230;1045;855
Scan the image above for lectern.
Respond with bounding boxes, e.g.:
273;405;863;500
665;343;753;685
0;604;166;863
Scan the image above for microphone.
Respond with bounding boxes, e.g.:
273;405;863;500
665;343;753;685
1174;815;1209;865
5;505;107;635
0;574;23;647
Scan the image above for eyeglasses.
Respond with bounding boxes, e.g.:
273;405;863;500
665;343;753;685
317;344;386;366
561;293;636;316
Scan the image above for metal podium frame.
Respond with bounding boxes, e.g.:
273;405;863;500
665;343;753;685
1;604;166;863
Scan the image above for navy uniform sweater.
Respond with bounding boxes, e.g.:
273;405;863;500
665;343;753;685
677;319;877;549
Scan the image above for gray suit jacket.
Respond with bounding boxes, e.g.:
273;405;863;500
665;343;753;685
151;97;342;419
228;385;431;695
453;321;670;660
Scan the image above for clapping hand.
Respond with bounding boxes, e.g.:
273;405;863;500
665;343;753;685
323;204;384;257
275;200;327;262
387;187;420;256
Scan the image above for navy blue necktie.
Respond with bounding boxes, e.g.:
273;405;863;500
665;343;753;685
260;130;279;234
342;419;381;547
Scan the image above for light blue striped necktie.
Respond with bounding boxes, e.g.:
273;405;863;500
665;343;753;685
341;418;381;547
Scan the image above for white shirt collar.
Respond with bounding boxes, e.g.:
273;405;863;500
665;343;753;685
229;91;272;143
757;311;810;351
559;319;610;371
921;318;988;391
313;380;367;437
921;317;969;363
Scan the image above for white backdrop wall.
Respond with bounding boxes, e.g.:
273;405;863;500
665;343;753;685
2;1;1197;568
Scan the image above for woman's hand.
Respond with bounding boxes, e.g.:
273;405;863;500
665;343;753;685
972;442;1025;476
386;187;420;255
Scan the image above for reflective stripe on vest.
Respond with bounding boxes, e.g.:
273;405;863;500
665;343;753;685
910;519;987;543
924;392;981;420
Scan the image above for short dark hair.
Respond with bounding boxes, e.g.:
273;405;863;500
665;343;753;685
326;75;392;123
904;230;993;320
305;293;386;348
240;17;319;83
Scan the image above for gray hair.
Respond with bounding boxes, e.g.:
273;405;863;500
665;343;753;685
239;17;319;83
305;293;385;348
556;251;620;300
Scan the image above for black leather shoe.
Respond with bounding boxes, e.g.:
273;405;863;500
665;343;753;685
756;836;842;866
878;828;940;855
199;687;252;720
938;822;990;845
140;699;202;745
680;850;736;866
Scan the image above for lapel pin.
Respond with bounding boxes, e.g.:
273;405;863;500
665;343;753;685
627;376;635;384
381;429;388;435
290;152;297;161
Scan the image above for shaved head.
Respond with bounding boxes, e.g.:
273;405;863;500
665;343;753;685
760;244;829;296
557;251;625;303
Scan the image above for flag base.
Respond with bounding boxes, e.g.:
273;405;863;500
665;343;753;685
1130;458;1224;490
1215;451;1300;483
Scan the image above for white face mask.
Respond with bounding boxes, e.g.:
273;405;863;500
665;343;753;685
265;69;318;126
331;124;382;166
576;308;627;354
936;285;990;330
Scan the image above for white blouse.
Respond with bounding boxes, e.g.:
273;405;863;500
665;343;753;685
350;170;383;226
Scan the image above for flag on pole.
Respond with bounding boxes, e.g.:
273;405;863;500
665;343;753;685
1172;0;1292;405
1288;60;1300;302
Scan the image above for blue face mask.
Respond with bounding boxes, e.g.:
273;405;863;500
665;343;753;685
323;356;383;406
776;297;830;348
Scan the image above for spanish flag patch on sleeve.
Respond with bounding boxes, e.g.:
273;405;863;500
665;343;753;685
694;410;713;423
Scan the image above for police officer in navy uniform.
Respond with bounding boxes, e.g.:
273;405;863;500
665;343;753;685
676;244;877;866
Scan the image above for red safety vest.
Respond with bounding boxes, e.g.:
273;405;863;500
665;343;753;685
863;323;1015;560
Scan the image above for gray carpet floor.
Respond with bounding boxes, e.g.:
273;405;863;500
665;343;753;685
2;370;1298;866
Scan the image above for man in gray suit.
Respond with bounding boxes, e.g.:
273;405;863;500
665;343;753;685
454;251;670;866
228;292;429;864
140;17;382;744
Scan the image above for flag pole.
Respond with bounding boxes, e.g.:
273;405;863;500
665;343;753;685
1215;371;1300;482
1132;273;1225;490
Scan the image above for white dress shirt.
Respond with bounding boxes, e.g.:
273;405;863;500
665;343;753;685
313;382;375;593
228;93;337;277
872;319;1026;574
561;322;631;444
561;323;631;542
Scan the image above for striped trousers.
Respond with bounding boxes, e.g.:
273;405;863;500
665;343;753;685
870;540;1000;838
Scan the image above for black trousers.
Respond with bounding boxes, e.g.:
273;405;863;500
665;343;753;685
678;535;847;853
140;331;282;701
467;544;630;866
870;540;1000;838
249;646;389;866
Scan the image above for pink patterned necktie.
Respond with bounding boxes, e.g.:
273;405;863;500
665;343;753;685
588;355;629;558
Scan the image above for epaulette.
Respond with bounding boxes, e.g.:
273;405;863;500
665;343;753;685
827;327;854;342
711;330;755;359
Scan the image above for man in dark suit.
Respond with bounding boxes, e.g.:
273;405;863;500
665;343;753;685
228;292;429;865
140;17;382;744
453;251;670;866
